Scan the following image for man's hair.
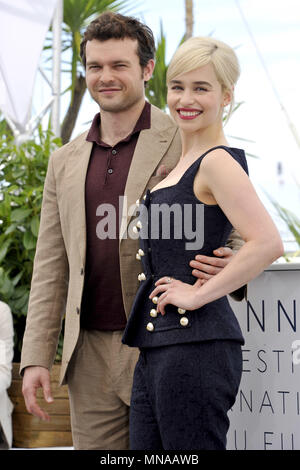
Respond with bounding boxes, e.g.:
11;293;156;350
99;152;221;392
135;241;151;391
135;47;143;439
80;12;156;69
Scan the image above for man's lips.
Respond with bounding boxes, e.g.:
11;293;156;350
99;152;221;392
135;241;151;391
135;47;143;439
99;88;121;94
177;108;203;120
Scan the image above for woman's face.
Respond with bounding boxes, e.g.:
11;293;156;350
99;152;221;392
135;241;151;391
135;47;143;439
167;63;231;134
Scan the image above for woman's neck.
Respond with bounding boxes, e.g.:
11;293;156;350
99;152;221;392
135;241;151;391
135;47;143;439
180;125;229;160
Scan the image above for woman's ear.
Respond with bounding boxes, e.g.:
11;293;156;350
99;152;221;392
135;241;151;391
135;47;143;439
223;86;234;107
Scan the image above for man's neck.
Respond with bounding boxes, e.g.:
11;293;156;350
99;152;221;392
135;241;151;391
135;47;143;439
99;100;146;147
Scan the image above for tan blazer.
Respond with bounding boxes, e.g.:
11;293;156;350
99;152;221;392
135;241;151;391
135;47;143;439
20;105;244;385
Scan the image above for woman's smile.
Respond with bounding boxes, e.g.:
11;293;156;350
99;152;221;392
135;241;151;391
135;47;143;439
177;108;203;120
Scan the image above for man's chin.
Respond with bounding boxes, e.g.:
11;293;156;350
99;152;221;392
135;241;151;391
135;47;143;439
95;97;143;114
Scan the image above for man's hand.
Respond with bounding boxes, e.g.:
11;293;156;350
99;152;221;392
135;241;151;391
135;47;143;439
22;366;54;421
190;247;234;284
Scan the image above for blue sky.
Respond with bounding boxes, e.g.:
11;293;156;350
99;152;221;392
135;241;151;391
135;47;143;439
66;0;300;249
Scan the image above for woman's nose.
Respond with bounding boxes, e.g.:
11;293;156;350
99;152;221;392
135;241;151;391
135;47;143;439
180;89;195;106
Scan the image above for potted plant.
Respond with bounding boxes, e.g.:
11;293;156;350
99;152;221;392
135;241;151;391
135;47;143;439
0;121;72;447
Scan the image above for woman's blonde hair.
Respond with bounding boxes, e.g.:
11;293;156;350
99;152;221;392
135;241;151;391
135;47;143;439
167;36;240;121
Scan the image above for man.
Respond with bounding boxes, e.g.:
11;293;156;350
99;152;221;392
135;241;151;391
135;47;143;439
21;12;245;450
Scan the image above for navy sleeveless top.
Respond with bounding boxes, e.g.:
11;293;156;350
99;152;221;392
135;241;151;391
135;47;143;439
122;146;248;348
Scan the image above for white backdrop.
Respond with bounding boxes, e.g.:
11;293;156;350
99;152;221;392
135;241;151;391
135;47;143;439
227;263;300;450
0;0;58;132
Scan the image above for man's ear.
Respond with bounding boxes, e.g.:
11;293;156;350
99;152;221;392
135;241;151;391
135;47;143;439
143;59;155;82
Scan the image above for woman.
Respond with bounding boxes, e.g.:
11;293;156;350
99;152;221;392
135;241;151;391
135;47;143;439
122;36;283;450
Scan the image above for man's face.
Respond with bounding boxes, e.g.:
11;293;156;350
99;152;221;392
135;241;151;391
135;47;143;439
85;38;154;113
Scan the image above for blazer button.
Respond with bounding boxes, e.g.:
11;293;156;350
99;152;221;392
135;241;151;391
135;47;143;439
150;309;157;318
138;273;146;281
180;317;189;327
178;308;186;314
146;322;154;332
136;253;141;260
138;249;145;256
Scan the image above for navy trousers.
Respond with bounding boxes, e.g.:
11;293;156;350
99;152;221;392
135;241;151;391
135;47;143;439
129;340;242;450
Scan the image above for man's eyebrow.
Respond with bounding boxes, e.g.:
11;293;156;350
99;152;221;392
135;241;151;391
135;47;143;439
86;60;131;66
86;60;100;66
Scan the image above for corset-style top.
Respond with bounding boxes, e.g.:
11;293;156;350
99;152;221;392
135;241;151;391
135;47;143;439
122;146;248;348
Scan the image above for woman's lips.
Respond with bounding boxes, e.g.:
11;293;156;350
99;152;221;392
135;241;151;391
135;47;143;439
177;109;203;120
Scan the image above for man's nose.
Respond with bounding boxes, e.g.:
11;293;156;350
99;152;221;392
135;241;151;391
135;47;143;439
99;66;114;83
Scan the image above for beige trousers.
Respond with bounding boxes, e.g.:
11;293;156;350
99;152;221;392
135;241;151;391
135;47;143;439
66;329;139;450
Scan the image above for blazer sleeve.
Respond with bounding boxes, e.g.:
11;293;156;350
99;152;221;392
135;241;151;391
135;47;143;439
226;228;247;302
20;152;69;375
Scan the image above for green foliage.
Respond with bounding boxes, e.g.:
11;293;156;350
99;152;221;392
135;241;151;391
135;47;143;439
0;128;62;360
146;22;168;110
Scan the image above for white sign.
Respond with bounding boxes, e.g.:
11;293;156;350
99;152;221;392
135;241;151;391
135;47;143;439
227;263;300;450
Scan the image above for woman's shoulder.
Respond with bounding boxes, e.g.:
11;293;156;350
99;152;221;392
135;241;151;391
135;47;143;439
199;146;248;175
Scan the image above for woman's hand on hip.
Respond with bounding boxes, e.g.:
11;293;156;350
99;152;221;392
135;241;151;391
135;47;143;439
149;277;203;315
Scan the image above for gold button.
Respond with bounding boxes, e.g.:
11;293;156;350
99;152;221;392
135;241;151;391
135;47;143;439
178;308;186;315
138;273;146;281
150;309;157;318
136;253;141;260
152;296;158;304
180;317;189;327
146;322;154;332
136;220;142;229
138;249;145;256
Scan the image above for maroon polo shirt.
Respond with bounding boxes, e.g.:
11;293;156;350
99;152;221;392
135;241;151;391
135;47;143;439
80;101;151;330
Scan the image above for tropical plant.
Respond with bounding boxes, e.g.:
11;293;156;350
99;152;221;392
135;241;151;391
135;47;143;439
145;22;168;111
45;0;134;144
0;125;62;360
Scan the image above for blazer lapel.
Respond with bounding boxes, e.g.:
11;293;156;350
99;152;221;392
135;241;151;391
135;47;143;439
64;132;93;266
119;106;177;243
